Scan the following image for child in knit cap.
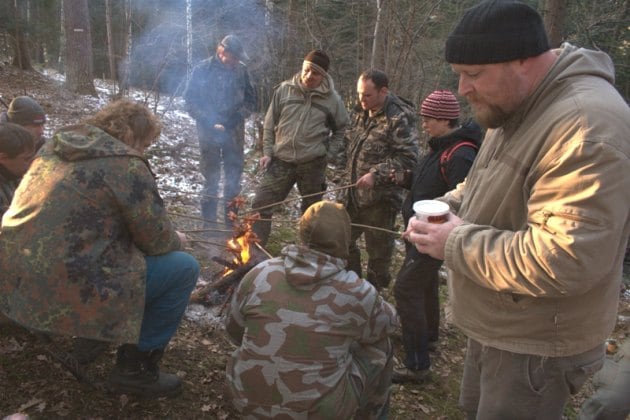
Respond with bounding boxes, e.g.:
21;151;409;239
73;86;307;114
391;89;481;383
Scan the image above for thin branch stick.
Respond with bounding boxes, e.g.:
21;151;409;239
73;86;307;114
188;239;228;247
167;211;226;225
159;185;224;201
247;182;358;214
350;223;401;235
179;228;233;233
255;243;273;259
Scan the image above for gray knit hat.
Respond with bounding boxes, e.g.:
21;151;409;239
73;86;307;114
445;0;550;65
7;96;46;126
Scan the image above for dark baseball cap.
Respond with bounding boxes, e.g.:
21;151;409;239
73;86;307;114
219;35;249;62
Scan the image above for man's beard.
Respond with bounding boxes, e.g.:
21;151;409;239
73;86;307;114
471;102;512;129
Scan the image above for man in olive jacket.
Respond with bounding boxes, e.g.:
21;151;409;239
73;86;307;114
406;1;630;418
251;50;349;245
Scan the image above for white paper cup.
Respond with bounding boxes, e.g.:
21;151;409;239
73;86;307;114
413;200;450;224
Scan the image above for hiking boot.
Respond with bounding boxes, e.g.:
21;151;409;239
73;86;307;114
107;344;182;398
392;366;430;384
72;338;109;364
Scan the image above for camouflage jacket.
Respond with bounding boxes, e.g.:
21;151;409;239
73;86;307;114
225;244;398;419
0;124;181;343
0;164;19;218
183;54;256;130
342;94;419;209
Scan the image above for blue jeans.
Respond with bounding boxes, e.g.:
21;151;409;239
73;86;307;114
137;251;199;351
197;122;245;224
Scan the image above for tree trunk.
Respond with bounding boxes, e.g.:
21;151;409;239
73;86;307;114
62;0;97;95
105;0;117;80
541;0;567;47
118;0;133;95
370;0;385;69
10;0;33;70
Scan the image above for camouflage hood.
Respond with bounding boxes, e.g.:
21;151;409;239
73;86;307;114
280;244;349;288
298;201;350;259
52;124;146;163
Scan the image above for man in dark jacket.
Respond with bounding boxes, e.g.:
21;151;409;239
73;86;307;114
184;35;256;229
392;90;481;383
342;69;419;290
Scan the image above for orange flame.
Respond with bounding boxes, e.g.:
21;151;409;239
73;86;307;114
223;230;254;276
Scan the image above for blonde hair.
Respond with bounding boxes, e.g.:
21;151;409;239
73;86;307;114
86;99;161;150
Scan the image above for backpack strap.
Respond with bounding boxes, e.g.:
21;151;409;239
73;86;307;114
439;141;478;184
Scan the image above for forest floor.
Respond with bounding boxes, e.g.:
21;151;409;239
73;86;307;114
1;64;629;419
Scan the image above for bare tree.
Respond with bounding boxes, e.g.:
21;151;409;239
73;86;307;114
105;0;117;80
9;0;33;70
370;0;385;69
62;0;96;95
541;0;567;47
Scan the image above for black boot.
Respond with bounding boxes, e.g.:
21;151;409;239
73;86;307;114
107;344;182;398
72;338;108;364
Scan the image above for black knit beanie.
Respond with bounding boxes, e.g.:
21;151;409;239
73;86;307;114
445;0;550;65
304;50;330;73
7;96;46;126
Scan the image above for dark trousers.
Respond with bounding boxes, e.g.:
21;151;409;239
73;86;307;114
251;156;327;245
197;122;244;225
393;249;442;370
346;200;398;290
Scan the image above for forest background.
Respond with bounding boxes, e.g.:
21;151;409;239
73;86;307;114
1;0;628;111
0;0;629;419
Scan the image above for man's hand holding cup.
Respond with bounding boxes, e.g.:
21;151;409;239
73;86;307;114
403;200;463;260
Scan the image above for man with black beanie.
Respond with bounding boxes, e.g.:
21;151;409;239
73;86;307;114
405;0;630;418
251;50;349;245
0;96;47;149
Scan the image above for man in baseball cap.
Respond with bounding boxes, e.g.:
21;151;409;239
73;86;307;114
219;35;249;62
183;35;256;230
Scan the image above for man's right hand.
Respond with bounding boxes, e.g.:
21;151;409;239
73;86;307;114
259;156;272;170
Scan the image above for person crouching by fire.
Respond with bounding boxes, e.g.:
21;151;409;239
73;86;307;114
0;99;200;398
224;200;398;419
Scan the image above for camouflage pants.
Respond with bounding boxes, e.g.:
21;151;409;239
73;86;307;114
350;337;394;420
347;200;398;290
197;122;244;225
251;156;327;245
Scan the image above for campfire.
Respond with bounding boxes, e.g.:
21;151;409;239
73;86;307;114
190;207;269;304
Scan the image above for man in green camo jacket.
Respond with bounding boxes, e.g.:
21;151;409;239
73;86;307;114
342;69;419;291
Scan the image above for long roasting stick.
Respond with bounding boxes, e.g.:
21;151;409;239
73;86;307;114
247;182;359;214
